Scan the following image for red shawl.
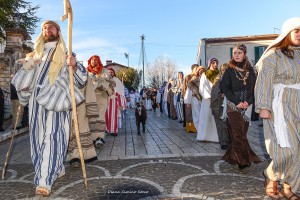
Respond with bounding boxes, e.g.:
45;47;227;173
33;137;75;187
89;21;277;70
86;55;103;75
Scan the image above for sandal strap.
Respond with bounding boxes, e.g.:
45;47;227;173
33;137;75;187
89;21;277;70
288;194;299;200
272;181;278;195
265;179;279;198
280;187;300;200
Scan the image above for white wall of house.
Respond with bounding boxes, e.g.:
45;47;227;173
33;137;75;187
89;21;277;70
197;35;277;69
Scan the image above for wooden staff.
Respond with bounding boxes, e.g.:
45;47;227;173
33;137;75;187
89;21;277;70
61;0;88;189
2;105;22;180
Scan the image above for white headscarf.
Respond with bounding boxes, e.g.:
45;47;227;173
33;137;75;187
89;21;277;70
256;17;300;67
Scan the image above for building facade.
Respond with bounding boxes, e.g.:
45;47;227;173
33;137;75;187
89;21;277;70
104;60;129;73
196;34;279;68
0;28;33;118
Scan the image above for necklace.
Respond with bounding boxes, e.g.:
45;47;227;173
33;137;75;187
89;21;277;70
234;67;249;85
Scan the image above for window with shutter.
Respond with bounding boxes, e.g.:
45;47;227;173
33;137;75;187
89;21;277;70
254;46;267;65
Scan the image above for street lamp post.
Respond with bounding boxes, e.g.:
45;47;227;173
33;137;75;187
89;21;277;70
124;53;129;67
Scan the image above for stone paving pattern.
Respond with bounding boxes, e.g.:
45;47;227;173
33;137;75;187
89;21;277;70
0;109;288;200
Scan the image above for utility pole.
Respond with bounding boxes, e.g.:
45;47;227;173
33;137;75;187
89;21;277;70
140;34;145;88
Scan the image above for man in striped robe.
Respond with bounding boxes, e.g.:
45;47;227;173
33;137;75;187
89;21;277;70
11;20;87;197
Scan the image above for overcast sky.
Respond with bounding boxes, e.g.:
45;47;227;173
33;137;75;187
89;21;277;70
28;0;300;76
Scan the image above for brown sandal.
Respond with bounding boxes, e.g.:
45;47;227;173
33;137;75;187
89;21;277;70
36;186;50;197
280;183;300;200
262;172;280;199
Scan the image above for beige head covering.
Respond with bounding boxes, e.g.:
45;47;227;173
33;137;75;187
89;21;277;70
35;20;66;85
256;17;300;67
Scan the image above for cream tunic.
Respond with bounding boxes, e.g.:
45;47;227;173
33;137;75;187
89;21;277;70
255;47;300;192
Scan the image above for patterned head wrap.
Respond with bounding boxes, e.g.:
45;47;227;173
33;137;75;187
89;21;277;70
108;68;116;77
87;55;103;75
233;43;247;54
207;58;218;68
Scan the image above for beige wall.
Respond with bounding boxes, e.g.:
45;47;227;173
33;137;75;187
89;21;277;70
197;38;275;69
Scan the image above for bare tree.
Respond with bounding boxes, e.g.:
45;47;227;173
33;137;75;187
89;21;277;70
146;55;177;88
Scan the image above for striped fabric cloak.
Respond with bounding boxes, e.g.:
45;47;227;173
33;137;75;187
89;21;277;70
255;48;300;192
174;79;183;122
11;41;87;192
68;76;98;164
89;69;114;141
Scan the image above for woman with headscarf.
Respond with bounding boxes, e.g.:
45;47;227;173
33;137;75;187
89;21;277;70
220;44;260;170
182;64;199;132
211;63;231;150
255;17;300;200
184;66;205;130
197;58;219;142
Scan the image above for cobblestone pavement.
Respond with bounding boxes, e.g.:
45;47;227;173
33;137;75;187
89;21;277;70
0;109;281;200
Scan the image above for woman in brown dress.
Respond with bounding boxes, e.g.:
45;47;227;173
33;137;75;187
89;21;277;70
220;43;260;169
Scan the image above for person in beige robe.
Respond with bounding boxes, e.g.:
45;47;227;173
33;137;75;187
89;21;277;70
68;77;98;166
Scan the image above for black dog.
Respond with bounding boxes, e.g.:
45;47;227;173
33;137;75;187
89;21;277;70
135;102;147;134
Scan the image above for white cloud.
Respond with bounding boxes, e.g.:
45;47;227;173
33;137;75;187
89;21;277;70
73;37;112;51
71;36;132;67
35;3;63;22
